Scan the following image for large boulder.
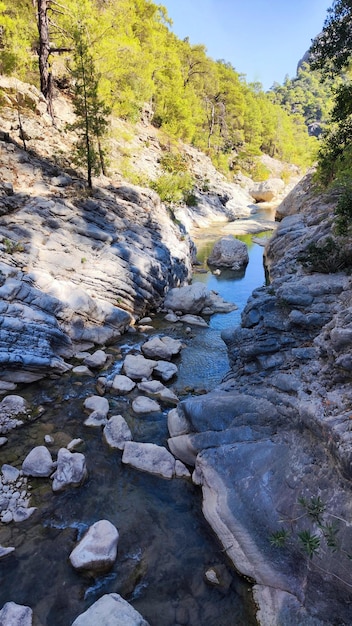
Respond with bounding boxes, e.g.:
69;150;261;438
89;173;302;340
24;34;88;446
141;336;182;360
103;415;132;450
250;178;285;203
71;593;149;626
69;520;119;574
122;442;176;479
207;236;249;271
122;354;157;381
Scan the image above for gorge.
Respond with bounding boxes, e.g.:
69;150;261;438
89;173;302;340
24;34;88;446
1;77;352;626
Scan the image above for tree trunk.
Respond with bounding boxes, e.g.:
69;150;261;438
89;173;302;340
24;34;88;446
37;0;54;119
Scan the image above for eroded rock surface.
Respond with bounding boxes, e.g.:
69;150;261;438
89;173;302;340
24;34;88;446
169;174;352;625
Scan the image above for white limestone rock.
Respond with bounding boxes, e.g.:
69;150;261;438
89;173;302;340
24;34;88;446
103;415;132;450
207;236;249;271
22;446;55;477
137;380;179;406
111;374;136;394
0;601;33;626
71;593;149;626
51;448;87;492
122;354;157;381
153;360;178;382
84;349;108;369
122;442;176;479
69;520;119;574
141;336;182;360
132;396;161;414
84;395;109;415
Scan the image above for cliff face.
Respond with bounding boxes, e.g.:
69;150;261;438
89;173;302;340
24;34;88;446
168;174;352;625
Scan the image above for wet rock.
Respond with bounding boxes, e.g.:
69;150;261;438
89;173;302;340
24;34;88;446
69;520;119;574
137;380;179;406
122;442;176;479
207;236;249;271
132;396;161;414
153;360;178;382
2;464;20;483
141;336;182;360
67;438;84;452
122;354;157;381
179;315;208;327
103;415;132;450
0;545;15;559
0;437;8;447
84;395;109;415
71;593;149;626
22;446;55;477
51;448;87;492
83;349;109;369
84;411;108;427
111;374;136;394
0;601;33;626
0;395;27;434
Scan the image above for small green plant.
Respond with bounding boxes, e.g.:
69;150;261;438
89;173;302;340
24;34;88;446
151;172;195;204
81;257;87;264
270;529;290;548
3;238;24;253
334;182;352;235
159;151;188;174
298;530;321;559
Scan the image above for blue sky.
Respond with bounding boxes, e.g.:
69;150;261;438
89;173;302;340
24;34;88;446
161;0;331;90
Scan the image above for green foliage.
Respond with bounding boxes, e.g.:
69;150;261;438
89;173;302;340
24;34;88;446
3;237;24;253
334;181;352;234
67;18;111;187
151;171;194;204
270;529;290;548
159;150;188;173
298;236;352;273
298;530;321;559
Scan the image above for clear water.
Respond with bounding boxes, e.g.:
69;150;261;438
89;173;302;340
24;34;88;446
0;208;275;626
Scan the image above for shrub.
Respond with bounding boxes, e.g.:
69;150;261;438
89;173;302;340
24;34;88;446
298;237;352;273
334;182;352;235
151;172;195;204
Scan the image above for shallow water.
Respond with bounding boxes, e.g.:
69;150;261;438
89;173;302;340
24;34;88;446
0;207;275;625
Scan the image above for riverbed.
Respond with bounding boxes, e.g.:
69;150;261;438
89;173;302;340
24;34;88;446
0;205;276;625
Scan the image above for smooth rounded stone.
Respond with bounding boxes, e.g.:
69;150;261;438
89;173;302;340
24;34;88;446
111;374;136;394
0;545;15;558
122;354;157;381
141;336;182;360
132;396;161;414
84;411;108;427
72;365;93;376
12;507;36;522
67;438;84;452
0;395;27;416
250;178;285;202
51;448;87;492
137;324;154;333
138;317;153;324
103;415;132;450
137;381;179;406
153;360;178;382
1;511;13;523
84;395;109;415
122;442;176;479
164;312;179;323
164;283;209;314
0;601;33;626
71;593;150;626
168;407;191;437
207;235;249;270
44;435;54;445
179;314;208;327
84;349;108;369
204;564;232;592
2;464;21;484
0;437;8;447
22;446;55;477
69;520;119;574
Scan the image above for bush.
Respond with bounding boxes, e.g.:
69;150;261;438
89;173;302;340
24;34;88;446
298;237;352;273
334;182;352;235
151;172;195;204
159;151;188;174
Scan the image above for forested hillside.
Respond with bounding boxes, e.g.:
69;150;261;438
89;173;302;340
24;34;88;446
0;0;318;184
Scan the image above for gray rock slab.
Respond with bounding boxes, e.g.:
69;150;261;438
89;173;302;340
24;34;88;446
69;520;119;574
137;381;179;405
122;442;176;479
71;593;149;626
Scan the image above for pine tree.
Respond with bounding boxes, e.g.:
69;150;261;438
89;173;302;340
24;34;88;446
68;24;111;188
